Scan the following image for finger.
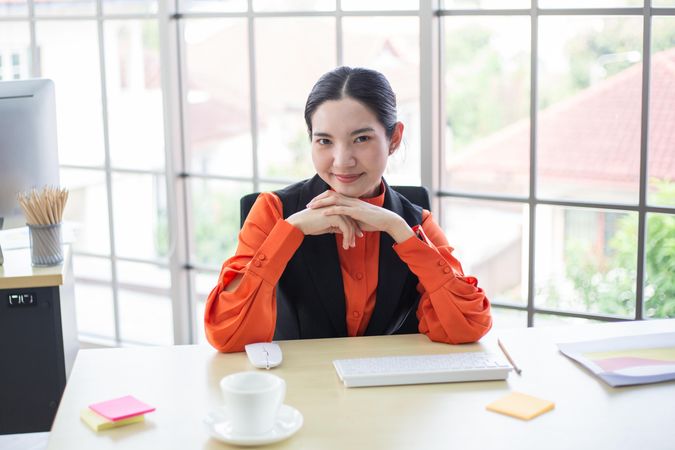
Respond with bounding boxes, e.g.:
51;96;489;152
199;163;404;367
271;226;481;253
335;216;353;249
345;215;363;240
307;196;339;209
306;190;334;207
321;205;353;218
339;215;360;249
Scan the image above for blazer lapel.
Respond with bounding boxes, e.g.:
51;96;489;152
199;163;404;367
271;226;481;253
365;184;413;335
297;176;347;337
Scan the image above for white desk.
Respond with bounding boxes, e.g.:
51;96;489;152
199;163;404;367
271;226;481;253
47;319;675;449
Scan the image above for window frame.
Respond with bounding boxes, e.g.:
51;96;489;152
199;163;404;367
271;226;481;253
6;0;674;345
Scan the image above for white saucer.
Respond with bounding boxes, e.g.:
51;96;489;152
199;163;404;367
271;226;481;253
204;404;303;446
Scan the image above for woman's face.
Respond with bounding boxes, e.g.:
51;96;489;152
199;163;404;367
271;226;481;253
310;97;402;198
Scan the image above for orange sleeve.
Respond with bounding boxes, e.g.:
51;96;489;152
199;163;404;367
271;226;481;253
393;209;492;344
204;192;304;353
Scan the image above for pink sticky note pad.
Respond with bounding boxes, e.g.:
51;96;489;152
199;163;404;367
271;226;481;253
89;395;155;421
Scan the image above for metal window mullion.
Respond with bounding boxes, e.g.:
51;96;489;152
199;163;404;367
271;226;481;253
95;0;121;346
336;0;343;66
437;191;675;214
439;9;531;16
527;3;538;328
247;0;260;192
491;303;631;323
538;7;644;16
27;0;38;76
9;13;160;21
420;0;440;194
73;250;171;268
176;10;417;19
171;5;197;343
110;167;166;176
438;191;529;203
532;307;630;323
635;1;652;321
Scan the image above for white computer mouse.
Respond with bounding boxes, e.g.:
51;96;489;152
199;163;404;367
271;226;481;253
244;342;283;369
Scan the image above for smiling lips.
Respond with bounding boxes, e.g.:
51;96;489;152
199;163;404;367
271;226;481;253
333;173;362;183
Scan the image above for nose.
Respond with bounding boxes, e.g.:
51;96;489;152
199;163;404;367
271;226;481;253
332;144;356;168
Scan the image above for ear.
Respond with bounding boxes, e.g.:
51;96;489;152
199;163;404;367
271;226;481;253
388;122;404;155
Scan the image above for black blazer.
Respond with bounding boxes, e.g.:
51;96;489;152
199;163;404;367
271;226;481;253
273;175;424;340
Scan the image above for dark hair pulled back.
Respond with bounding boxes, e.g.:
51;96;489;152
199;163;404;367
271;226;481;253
304;66;398;139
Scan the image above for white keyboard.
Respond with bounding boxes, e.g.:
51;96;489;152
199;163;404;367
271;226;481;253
333;351;512;388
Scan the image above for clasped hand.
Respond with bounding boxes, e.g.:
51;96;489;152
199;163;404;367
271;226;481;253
286;191;414;249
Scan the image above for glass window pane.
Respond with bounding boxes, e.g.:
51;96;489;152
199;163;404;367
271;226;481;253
535;206;637;317
117;260;170;289
343;16;421;186
0;0;27;17
441;198;528;305
648;17;675;207
259;181;288;192
183;18;252;177
117;261;173;345
190;179;252;268
103;0;157;15
118;290;173;345
112;172;168;261
35;0;95;16
255;17;336;180
442;0;529;8
117;261;172;347
442;16;530;196
60;168;111;255
644;213;675;319
341;0;418;10
36;21;106;167
73;255;116;340
195;269;218;344
540;0;642;6
0;21;30;80
179;0;246;13
104;20;165;171
653;0;675;5
253;0;335;11
491;308;527;329
538;16;643;204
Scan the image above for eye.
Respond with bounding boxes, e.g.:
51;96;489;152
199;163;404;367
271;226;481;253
354;136;370;143
316;138;332;145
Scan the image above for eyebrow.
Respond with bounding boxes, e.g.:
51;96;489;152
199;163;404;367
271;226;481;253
312;127;376;138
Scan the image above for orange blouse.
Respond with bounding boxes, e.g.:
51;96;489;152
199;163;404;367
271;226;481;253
205;189;492;353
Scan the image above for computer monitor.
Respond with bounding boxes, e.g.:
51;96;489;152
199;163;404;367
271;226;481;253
0;78;60;230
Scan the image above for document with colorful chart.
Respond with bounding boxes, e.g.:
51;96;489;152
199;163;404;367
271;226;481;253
558;332;675;387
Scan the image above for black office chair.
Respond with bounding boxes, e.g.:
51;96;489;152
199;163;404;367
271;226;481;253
240;185;430;228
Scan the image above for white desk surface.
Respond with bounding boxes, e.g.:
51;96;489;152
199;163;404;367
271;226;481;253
47;319;675;450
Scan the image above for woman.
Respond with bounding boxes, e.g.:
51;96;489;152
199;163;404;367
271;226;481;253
205;67;492;352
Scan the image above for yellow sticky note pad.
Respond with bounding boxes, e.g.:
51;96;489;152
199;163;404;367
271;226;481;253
486;392;555;420
80;408;145;431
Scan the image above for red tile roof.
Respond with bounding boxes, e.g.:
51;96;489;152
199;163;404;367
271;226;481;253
447;49;675;193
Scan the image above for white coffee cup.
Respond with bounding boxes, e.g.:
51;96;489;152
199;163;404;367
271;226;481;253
219;371;286;436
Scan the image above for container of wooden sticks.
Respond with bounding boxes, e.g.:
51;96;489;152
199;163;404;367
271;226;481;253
18;187;69;267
